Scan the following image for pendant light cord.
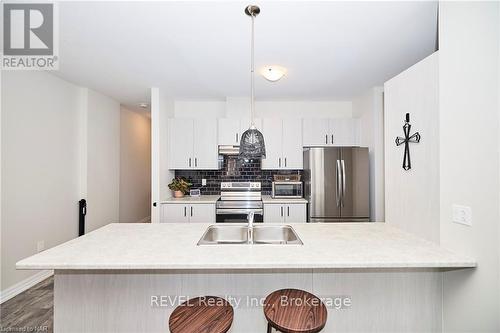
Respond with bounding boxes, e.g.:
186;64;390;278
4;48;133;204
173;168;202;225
250;13;255;126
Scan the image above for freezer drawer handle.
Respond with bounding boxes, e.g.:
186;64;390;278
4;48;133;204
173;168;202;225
341;160;346;207
336;160;341;207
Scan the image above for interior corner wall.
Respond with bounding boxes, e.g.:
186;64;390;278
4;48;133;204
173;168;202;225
439;2;500;331
151;88;175;223
352;87;385;222
1;71;81;292
384;53;440;242
84;89;120;232
119;107;151;223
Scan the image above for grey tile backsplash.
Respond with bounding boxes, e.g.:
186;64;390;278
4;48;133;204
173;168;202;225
174;157;303;195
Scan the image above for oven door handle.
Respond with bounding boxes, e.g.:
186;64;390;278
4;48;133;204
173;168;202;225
216;209;263;215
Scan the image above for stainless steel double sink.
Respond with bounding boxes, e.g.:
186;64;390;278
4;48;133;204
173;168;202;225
197;224;303;245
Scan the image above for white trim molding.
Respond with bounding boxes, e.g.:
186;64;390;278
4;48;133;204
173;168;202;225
0;270;54;304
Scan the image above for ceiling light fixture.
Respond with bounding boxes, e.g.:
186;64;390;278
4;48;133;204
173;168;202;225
239;5;266;160
261;66;287;82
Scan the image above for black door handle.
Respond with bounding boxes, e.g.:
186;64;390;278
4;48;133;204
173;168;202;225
79;199;87;236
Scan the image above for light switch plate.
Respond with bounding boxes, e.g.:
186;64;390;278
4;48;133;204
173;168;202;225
37;240;45;252
452;204;472;226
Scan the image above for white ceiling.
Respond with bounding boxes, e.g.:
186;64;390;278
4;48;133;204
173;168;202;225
56;1;438;107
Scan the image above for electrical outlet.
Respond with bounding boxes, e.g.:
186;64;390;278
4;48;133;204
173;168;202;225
452;205;472;226
202;179;207;186
37;240;45;252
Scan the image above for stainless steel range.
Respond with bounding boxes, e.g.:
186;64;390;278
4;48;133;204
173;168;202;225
216;182;263;223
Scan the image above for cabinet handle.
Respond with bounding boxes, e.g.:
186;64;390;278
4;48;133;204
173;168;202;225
325;134;328;144
236;133;239;143
331;134;334;144
189;158;191;167
184;206;187;217
280;206;283;217
285;158;287;167
279;158;281;168
195;158;197;167
190;206;193;217
287;206;290;217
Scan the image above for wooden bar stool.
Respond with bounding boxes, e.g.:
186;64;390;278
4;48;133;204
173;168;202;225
169;296;234;333
263;289;327;333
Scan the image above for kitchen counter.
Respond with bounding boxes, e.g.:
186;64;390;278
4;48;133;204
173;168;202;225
29;222;476;332
262;195;308;204
159;194;220;204
17;222;475;270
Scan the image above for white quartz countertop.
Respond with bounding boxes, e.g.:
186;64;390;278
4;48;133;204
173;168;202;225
160;195;220;204
262;195;308;204
16;223;476;270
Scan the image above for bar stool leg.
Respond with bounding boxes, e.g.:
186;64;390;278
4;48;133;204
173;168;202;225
267;322;273;333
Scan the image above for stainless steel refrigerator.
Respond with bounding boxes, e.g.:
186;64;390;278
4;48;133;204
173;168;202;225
304;147;370;222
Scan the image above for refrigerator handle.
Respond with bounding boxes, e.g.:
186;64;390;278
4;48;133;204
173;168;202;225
336;160;341;207
341;160;346;207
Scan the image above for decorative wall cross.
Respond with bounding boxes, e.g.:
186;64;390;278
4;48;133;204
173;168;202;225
395;113;421;170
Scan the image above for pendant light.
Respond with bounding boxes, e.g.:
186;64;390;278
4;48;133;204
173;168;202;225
239;5;266;160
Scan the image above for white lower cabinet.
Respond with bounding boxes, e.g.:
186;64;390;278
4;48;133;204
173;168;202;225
160;203;215;223
263;203;306;223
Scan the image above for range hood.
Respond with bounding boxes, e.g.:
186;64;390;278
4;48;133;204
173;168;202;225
218;145;240;156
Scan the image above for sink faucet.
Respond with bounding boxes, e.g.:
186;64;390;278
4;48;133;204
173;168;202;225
247;211;255;244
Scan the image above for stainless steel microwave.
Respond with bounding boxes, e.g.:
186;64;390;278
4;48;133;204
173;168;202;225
271;181;303;199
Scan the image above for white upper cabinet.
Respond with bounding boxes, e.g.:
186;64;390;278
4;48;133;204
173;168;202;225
218;118;262;146
261;118;303;170
330;119;359;146
302;118;330;146
168;118;218;169
261;119;283;169
193;119;218;169
168;118;194;169
281;119;303;169
218;118;241;145
302;118;359;146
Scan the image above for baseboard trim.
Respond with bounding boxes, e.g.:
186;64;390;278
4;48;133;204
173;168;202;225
136;216;151;223
0;270;54;304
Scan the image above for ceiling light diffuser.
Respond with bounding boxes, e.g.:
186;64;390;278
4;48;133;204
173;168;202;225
261;66;286;82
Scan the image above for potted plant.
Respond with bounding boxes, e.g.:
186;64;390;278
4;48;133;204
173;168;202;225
168;177;192;198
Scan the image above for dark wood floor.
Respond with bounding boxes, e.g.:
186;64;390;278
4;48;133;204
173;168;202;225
0;277;53;332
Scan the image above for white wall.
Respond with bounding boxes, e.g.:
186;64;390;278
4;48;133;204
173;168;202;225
84;89;120;232
174;100;226;118
439;2;500;331
120;107;151;223
384;53;440;242
151;88;175;223
352;87;385;221
1;71;81;291
173;98;352;119
1;72;121;298
255;100;352;118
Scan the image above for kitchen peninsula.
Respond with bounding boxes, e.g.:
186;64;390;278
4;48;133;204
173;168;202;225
17;223;475;333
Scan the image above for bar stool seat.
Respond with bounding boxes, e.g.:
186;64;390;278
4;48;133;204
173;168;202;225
169;296;233;333
264;289;327;333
